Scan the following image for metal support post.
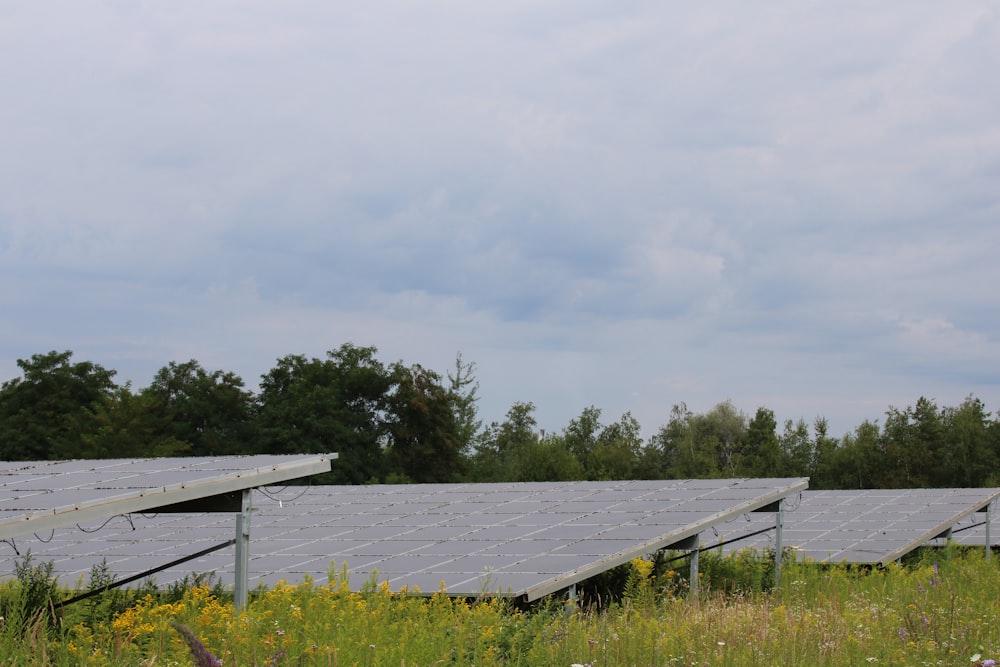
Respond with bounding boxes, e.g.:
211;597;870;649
774;497;785;588
565;583;578;615
234;488;252;609
987;501;993;562
688;533;700;596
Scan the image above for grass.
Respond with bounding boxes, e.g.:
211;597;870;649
1;547;999;665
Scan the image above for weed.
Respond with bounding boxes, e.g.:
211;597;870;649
1;547;1000;665
0;552;62;637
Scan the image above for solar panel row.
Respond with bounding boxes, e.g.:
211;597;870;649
711;488;1000;564
4;457;994;603
0;455;335;538
1;468;807;600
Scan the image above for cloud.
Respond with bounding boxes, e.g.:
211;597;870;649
2;1;999;440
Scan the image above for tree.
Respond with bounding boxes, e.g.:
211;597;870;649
141;360;255;456
507;432;585;481
696;401;748;476
384;362;466;482
989;409;1000;485
881;398;941;488
826;420;882;489
446;353;482;454
0;351;117;460
779;418;813;478
742;407;782;477
649;403;719;479
254;344;392;483
586;412;643;480
80;384;189;458
810;417;840;489
941;396;994;487
470;401;541;481
564;406;603;463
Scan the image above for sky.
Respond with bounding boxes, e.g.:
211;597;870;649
2;1;999;441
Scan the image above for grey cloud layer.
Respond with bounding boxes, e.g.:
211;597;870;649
2;1;998;435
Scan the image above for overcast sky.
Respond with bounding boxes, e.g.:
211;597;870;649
2;1;998;441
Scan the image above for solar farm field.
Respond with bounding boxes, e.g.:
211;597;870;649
4;459;1000;665
2;546;1000;666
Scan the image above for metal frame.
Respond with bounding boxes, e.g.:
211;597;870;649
713;488;1000;565
891;493;998;563
520;479;807;600
0;454;335;607
2;474;805;603
0;455;334;540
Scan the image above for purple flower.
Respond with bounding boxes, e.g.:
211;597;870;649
981;661;997;667
170;621;223;667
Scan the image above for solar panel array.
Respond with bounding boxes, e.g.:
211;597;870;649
710;488;1000;564
941;512;999;546
0;455;334;539
1;477;807;600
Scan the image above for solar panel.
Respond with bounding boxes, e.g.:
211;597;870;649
0;455;337;608
0;455;335;540
710;488;1000;564
1;477;807;601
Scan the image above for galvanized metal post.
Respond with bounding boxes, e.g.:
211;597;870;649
234;488;252;609
688;533;700;595
565;583;578;615
773;497;785;587
986;501;993;562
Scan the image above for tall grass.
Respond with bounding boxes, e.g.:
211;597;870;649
1;548;999;665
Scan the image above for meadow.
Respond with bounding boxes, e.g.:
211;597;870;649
1;547;999;666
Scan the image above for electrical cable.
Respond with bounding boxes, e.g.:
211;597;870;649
77;514;127;534
257;480;311;504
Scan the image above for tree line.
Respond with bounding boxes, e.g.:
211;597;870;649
2;349;998;489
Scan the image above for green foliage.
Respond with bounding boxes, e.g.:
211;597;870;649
0;351;117;460
743;407;782;477
584;411;644;480
384;362;466;482
77;561;130;629
0;553;62;638
470;401;540;481
649;402;737;478
475;402;650;482
943;396;997;487
141;360;255;457
446;352;482;453
160;571;230;605
254;344;472;484
508;434;585;481
256;344;391;484
79;385;190;458
779;417;814;477
699;548;780;594
3;550;1000;665
563;405;602;462
3;347;1000;490
254;345;393;483
471;404;650;482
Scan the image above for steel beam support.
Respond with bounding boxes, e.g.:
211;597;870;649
774;497;785;587
234;488;252;609
987;501;993;562
689;533;700;595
